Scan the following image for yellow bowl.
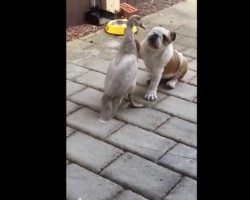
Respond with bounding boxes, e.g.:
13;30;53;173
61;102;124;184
105;19;137;36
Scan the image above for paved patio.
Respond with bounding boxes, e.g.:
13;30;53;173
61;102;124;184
67;0;197;199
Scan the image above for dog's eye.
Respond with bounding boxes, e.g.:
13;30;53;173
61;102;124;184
162;34;167;41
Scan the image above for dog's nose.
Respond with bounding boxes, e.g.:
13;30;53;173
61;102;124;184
152;33;158;39
150;33;158;41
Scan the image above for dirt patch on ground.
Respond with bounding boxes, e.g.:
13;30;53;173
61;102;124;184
66;0;186;41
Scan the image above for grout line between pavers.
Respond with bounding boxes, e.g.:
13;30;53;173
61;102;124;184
189;68;197;72
157;142;178;161
167;153;197;161
103;135;196;179
153;131;197;149
67;56;111;74
151;107;196;124
162;93;197;102
180;80;197;87
66;103;83;116
112;117;157;132
176;33;197;40
103;138;159;163
66;66;91;80
68;67;106;77
157;161;197;180
66;112;126;142
66;129;77;138
66;85;88;98
103;123;127;140
110;189;124;200
98;152;125;175
153;116;171;131
100;167;153;200
161;175;183;200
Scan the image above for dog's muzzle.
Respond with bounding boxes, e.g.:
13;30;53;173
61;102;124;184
148;33;159;49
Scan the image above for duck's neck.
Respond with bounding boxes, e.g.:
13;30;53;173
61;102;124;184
119;25;136;55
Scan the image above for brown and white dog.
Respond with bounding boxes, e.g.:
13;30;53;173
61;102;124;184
139;27;188;101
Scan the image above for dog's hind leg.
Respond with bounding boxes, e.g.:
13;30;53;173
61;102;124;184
166;58;188;89
166;78;178;89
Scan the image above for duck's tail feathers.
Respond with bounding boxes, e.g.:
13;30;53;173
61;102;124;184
99;95;113;122
111;96;123;118
99;95;123;122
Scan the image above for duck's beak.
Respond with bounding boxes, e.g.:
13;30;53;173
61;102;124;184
139;23;146;29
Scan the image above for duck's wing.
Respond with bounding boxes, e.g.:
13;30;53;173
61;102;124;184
104;54;138;98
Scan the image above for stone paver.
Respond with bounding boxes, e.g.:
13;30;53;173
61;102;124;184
78;30;103;41
153;96;197;123
84;33;122;50
67;62;89;80
81;44;119;61
69;87;102;112
189;76;197;86
116;107;171;131
66;126;75;137
176;25;197;38
164;177;197;200
66;80;86;97
67;39;93;52
67;40;94;63
181;70;197;84
175;35;197;48
158;143;197;179
101;153;181;200
74;71;105;91
182;48;197;59
155;117;197;147
158;82;197;101
106;124;176;161
67;107;125;139
67;100;81;115
76;55;110;74
67;132;123;173
185;56;193;62
67;163;122;200
66;0;197;198
172;43;188;52
188;59;197;71
113;190;148;200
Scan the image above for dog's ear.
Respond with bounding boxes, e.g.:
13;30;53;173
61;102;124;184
170;32;176;41
163;34;169;45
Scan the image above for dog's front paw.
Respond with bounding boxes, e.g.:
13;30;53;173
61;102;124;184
145;90;158;101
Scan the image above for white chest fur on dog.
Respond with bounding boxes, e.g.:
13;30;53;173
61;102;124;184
139;26;188;101
140;42;174;76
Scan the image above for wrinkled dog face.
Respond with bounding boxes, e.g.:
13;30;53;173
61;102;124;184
147;27;176;49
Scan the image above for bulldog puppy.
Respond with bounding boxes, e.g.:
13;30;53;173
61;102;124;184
139;27;188;101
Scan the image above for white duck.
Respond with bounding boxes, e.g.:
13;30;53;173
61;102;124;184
99;15;146;122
